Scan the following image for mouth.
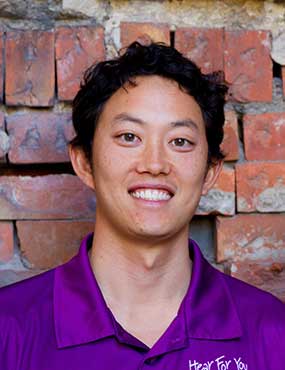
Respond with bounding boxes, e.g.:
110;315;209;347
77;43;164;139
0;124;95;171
130;189;172;201
128;185;174;202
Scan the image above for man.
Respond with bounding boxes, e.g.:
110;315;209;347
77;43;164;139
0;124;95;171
0;41;284;370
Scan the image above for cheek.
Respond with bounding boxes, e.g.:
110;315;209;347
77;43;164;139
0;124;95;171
183;166;207;189
93;145;129;185
179;148;208;183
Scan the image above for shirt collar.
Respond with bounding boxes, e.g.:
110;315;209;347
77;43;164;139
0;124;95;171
54;233;115;348
183;239;242;340
54;234;242;349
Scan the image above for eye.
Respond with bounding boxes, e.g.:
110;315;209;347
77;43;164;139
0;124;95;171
116;133;141;145
122;133;136;142
170;138;194;149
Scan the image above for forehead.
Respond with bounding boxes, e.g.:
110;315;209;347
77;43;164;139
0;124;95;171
98;75;204;128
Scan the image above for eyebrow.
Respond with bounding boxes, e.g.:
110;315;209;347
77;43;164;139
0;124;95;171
112;113;199;131
113;113;145;125
169;119;199;131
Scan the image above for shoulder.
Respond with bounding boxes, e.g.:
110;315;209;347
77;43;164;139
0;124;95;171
222;270;285;312
220;269;285;334
0;270;56;367
0;269;55;320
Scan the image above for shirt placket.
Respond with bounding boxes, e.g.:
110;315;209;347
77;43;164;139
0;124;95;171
137;339;188;370
137;314;188;370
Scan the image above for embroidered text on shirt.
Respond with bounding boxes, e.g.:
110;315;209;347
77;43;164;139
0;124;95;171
189;355;248;370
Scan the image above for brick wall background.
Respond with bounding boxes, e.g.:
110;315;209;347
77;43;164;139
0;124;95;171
0;0;284;301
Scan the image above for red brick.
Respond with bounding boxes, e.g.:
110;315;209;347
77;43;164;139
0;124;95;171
175;28;223;74
224;30;272;102
0;175;96;220
0;32;4;102
7;112;74;164
221;110;239;161
5;30;55;106
196;166;235;215
216;214;285;301
243;113;285;160
17;220;93;269
216;214;285;262
0;222;14;262
120;22;170;48
55;26;105;101
236;162;285;212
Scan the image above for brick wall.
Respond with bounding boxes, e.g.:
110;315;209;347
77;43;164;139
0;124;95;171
0;0;284;302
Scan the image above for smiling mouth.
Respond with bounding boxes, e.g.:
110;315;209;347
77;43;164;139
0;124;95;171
129;189;173;201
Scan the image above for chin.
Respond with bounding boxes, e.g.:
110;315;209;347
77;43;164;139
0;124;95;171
130;225;178;242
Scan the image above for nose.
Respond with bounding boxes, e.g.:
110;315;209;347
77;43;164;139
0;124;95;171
136;139;170;176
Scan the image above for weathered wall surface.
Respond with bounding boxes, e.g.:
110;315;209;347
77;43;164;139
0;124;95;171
0;0;284;301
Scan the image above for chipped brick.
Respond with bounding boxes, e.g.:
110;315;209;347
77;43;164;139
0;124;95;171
224;30;272;102
175;27;224;74
17;220;93;269
120;22;170;47
0;175;96;220
197;166;235;215
216;213;285;301
221;110;239;161
55;26;105;101
243;112;285;160
236;162;285;212
216;214;285;263
7;111;74;164
5;30;55;106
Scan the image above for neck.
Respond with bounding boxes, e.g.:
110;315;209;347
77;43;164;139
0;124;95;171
89;220;192;346
90;220;191;304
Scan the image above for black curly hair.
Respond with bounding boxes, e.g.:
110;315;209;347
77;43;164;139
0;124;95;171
71;41;228;165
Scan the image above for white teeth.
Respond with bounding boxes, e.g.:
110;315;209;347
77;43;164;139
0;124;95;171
131;189;172;201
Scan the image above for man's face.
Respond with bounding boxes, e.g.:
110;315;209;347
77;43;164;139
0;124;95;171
78;76;220;242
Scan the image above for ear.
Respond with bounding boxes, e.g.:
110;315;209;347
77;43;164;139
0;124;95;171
201;160;223;196
69;145;95;191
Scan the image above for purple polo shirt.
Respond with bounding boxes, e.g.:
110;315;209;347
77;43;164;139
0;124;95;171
0;234;284;370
